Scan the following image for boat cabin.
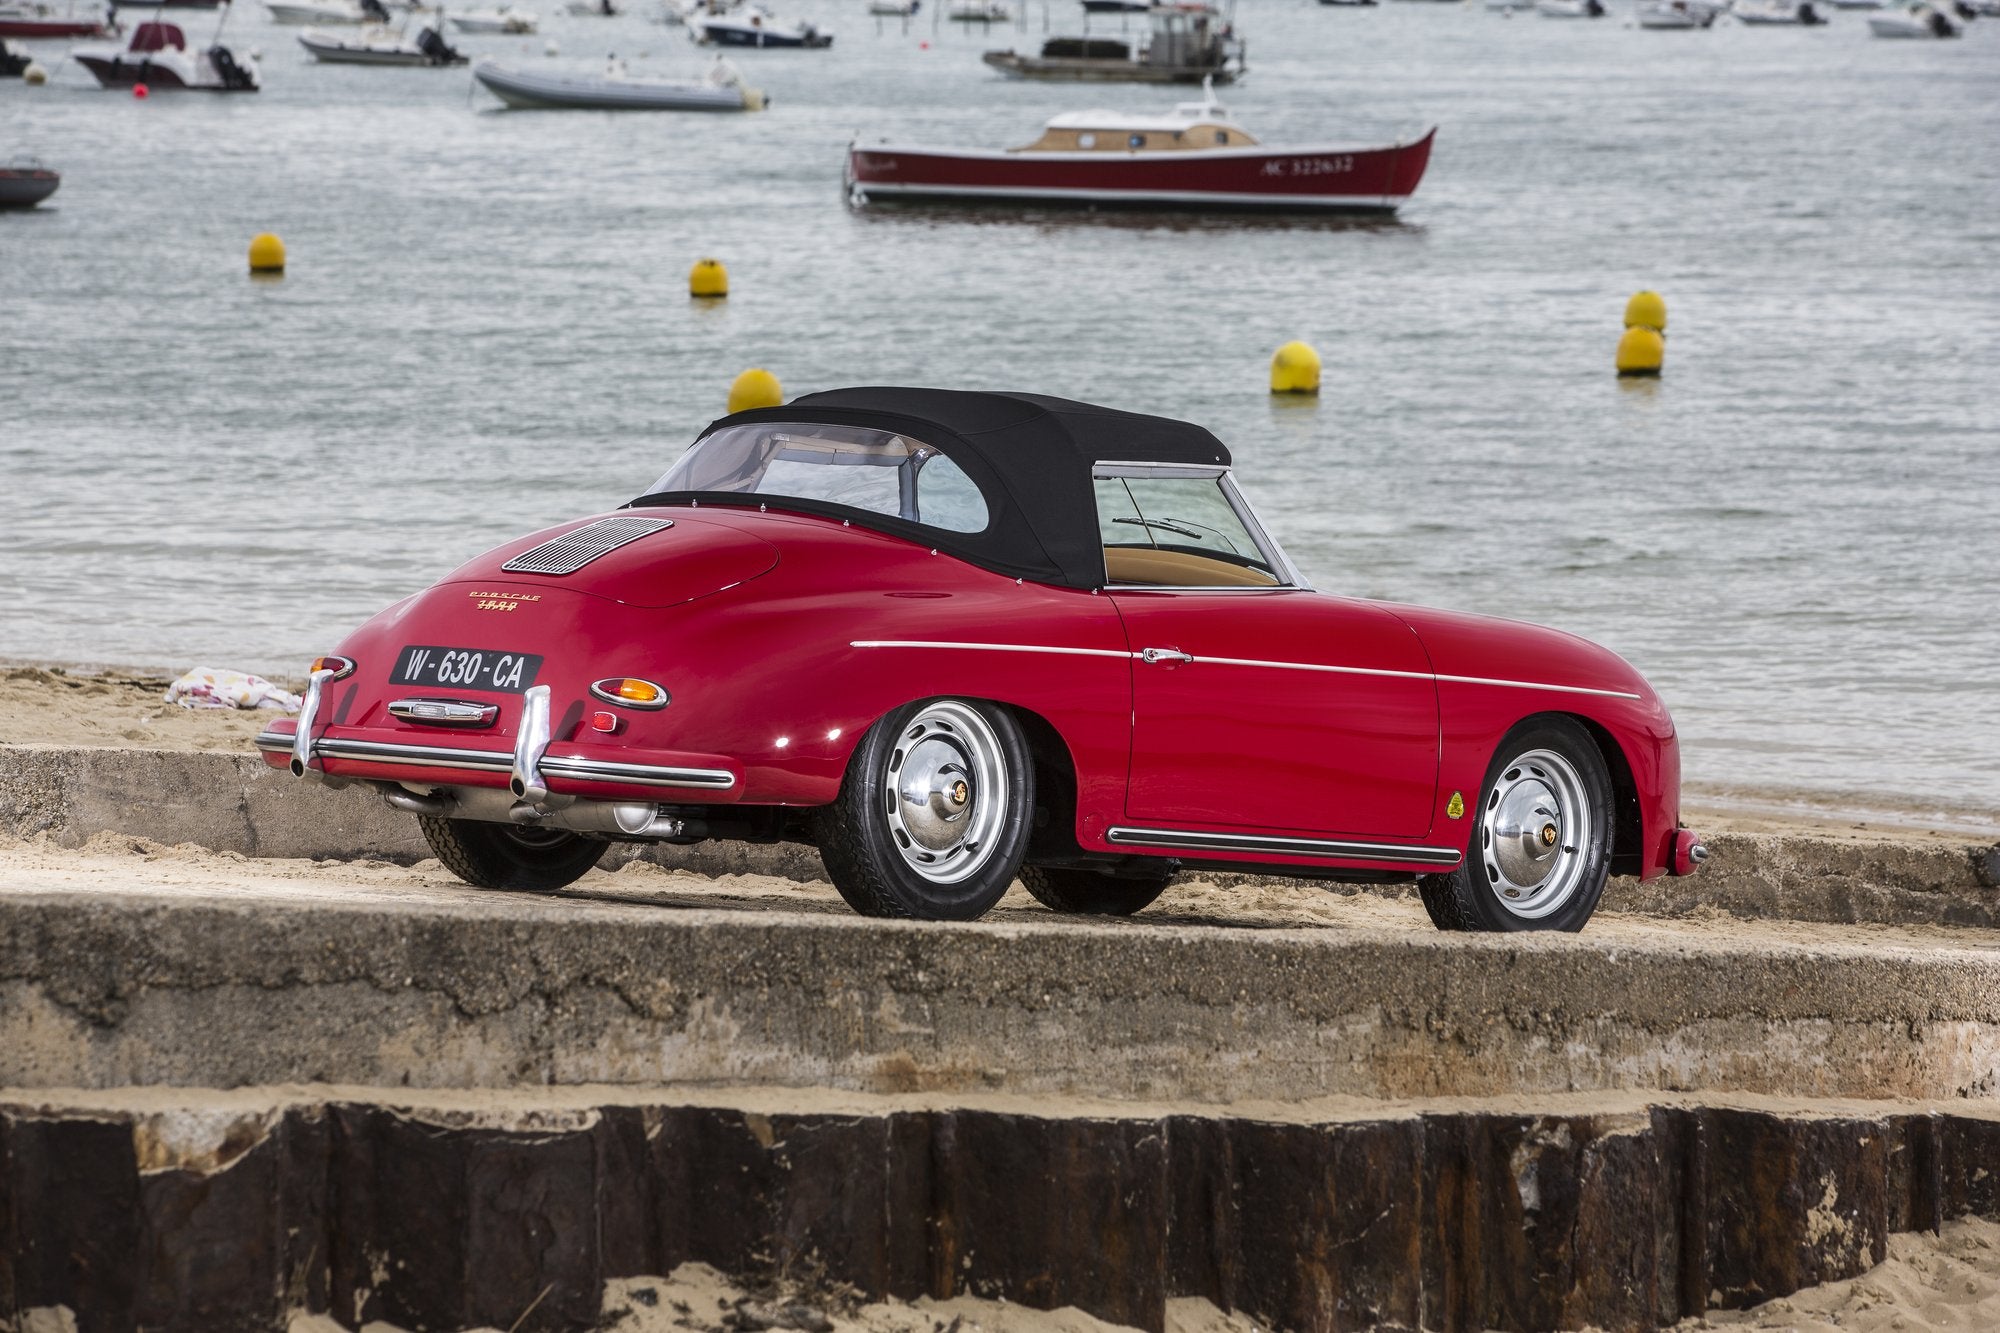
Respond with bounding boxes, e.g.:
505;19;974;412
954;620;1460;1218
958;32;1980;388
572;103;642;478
1011;92;1258;152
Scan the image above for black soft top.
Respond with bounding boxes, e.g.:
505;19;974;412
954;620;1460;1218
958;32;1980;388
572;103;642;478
629;386;1232;591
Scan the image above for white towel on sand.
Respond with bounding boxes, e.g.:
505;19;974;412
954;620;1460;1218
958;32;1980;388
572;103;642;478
165;667;303;712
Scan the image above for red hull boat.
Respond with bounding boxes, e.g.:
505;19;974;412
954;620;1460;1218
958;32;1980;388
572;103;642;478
848;85;1433;214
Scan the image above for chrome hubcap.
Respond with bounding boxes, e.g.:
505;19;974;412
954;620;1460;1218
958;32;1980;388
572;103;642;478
1479;748;1592;919
882;701;1007;884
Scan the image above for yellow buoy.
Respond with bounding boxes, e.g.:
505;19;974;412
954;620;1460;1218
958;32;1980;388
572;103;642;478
1269;340;1321;395
247;232;286;274
689;257;729;299
1616;326;1665;378
727;368;782;414
23;61;48;85
1624;289;1667;333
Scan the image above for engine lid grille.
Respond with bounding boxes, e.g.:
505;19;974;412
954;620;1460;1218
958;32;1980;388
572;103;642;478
501;516;673;576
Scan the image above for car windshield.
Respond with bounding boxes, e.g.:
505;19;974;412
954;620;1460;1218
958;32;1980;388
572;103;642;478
646;422;990;534
1094;470;1285;587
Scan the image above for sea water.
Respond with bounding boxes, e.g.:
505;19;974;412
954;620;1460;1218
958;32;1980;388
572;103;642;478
2;0;1996;816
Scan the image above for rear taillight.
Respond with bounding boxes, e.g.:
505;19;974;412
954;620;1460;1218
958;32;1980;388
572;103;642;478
310;654;356;681
588;677;669;710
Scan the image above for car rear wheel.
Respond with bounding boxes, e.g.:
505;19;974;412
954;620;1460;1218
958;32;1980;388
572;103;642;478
1417;717;1613;933
418;815;608;892
817;698;1035;921
1019;862;1175;916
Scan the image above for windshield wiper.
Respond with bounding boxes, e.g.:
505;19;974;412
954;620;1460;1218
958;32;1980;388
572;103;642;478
1112;516;1206;541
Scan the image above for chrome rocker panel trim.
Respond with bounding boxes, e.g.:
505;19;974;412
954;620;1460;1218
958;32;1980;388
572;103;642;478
1106;825;1463;867
258;732;736;790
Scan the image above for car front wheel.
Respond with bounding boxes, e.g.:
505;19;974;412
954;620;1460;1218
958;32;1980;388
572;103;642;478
417;815;608;892
1417;717;1614;933
817;698;1035;921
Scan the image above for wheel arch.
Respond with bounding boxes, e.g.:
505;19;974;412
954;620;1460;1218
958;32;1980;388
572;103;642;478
1563;713;1644;878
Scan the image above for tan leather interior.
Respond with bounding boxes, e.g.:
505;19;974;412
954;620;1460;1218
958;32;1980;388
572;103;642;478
1103;546;1279;588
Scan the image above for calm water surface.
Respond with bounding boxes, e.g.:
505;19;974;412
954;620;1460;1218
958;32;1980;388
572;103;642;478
2;1;1997;817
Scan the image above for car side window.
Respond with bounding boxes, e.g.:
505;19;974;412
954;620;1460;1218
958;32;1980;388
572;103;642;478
1095;474;1281;588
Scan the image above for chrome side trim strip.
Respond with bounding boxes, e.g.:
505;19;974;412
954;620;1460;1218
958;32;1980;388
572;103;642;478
1433;672;1641;701
539;755;737;790
1107;826;1462;867
1162;652;1642;700
849;640;1130;660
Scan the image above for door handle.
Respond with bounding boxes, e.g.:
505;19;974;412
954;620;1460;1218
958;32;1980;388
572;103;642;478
1139;647;1194;665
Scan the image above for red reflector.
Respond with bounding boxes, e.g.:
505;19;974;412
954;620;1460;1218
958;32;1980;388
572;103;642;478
590;710;621;734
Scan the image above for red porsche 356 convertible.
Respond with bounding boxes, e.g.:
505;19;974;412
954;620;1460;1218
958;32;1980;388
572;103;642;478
260;388;1703;929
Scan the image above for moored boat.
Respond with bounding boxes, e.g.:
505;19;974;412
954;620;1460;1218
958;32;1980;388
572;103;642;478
473;52;764;105
689;3;828;43
1535;0;1604;15
848;82;1432;214
0;156;60;207
1080;0;1149;10
948;0;1009;17
867;0;917;14
449;4;536;28
299;17;462;60
1637;0;1721;24
984;1;1240;83
1732;0;1826;21
0;1;114;35
71;16;258;87
1867;0;1962;31
267;0;386;21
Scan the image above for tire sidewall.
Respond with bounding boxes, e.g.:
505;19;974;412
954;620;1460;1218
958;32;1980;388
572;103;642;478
1457;716;1614;932
847;697;1036;921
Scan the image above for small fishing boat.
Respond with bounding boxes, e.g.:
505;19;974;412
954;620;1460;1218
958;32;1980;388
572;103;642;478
449;4;536;28
473;52;764;105
1867;0;1962;31
1081;0;1150;10
298;17;462;59
949;0;1009;17
71;16;258;87
848;80;1432;214
1732;0;1826;21
985;2;1240;83
0;156;60;207
868;0;918;14
0;0;115;34
1317;0;1379;8
1637;0;1719;23
689;3;829;44
1535;0;1604;15
267;0;385;21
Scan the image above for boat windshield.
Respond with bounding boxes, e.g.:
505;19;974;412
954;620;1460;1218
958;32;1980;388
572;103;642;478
645;422;991;533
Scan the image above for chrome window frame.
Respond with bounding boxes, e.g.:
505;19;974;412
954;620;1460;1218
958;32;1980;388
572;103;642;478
1091;462;1312;592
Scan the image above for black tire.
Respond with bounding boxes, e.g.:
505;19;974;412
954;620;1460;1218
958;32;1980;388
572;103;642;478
816;698;1035;921
418;815;608;892
1417;716;1614;934
1019;862;1176;916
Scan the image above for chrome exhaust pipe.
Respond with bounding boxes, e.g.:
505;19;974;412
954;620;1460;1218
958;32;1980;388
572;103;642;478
383;788;456;816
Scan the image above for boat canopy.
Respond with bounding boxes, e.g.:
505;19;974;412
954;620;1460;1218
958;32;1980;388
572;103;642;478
630;386;1234;590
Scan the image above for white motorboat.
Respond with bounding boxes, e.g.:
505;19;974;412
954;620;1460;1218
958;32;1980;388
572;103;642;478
266;0;385;22
1637;0;1720;23
1867;0;1962;31
71;15;258;86
948;0;1009;17
474;52;764;105
1535;0;1604;15
298;17;463;59
449;4;535;28
867;0;917;14
689;3;828;44
1732;0;1826;21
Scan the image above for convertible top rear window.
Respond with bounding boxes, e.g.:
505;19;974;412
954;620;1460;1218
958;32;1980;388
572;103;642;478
648;423;989;534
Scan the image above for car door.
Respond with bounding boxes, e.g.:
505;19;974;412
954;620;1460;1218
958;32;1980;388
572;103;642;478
1095;467;1440;840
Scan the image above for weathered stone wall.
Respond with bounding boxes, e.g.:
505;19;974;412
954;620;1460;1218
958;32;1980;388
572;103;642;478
3;1093;1998;1333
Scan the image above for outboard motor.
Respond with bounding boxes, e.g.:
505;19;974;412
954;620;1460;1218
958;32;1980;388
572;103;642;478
1953;0;1974;16
416;23;461;61
1932;5;1957;29
1585;0;1603;14
207;43;255;88
1795;0;1822;19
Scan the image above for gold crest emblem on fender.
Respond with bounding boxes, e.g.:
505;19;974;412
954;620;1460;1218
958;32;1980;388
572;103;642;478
1446;791;1465;820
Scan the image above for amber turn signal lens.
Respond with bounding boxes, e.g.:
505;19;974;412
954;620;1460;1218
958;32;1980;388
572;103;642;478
588;677;670;710
309;655;356;681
